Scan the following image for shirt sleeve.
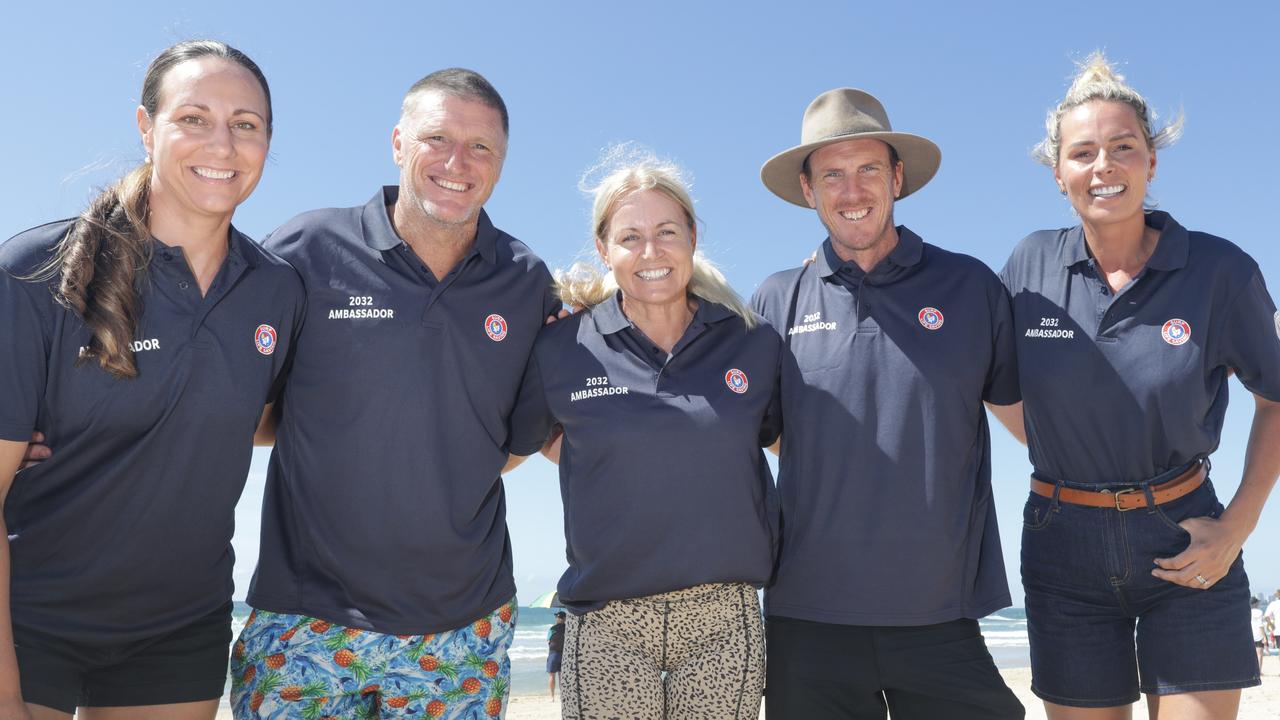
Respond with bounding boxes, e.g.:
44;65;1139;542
267;268;308;405
1217;270;1280;402
750;283;780;331
983;281;1021;405
997;254;1015;293
758;330;783;447
0;273;49;441
507;347;554;456
542;278;563;323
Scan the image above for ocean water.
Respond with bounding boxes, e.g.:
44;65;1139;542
230;604;1030;698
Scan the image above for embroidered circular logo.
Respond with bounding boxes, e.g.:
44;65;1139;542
255;324;277;355
484;313;508;342
1161;318;1191;346
725;369;749;394
918;307;944;330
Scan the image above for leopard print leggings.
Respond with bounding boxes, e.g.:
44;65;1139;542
561;583;764;719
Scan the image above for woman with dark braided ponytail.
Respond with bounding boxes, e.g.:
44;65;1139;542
0;40;303;719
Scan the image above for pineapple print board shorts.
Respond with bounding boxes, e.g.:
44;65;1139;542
231;598;516;719
561;583;764;720
12;601;233;714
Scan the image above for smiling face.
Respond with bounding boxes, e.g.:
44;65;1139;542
1054;99;1156;229
139;56;271;226
392;90;507;229
799;138;903;263
596;189;696;316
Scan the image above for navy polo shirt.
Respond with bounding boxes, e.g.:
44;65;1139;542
509;293;782;613
752;227;1018;626
247;187;558;635
0;219;303;645
1001;211;1280;485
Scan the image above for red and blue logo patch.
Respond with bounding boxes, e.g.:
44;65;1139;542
725;368;749;394
918;307;944;330
1161;318;1190;346
485;313;508;342
255;324;277;355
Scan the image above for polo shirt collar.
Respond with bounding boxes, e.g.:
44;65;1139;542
887;226;925;268
360;186;498;265
1143;211;1189;271
149;225;257;270
1060;211;1188;271
589;290;734;336
226;226;258;269
814;239;840;279
818;225;924;282
590;290;632;335
1059;226;1090;268
692;297;734;324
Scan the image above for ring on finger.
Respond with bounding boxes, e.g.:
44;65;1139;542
1195;574;1209;586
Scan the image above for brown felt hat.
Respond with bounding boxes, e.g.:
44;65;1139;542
761;88;941;207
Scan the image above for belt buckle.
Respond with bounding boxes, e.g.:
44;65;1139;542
1111;488;1142;511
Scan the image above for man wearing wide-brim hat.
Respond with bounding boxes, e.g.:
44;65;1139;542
751;88;1025;719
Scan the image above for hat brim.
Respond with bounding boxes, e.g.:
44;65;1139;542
760;131;941;207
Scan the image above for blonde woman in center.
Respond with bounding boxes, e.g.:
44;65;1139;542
509;155;781;719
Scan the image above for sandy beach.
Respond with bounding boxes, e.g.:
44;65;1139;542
209;656;1280;718
494;664;1280;720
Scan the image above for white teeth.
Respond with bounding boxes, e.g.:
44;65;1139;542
1090;185;1125;196
840;208;871;221
433;178;468;192
637;268;671;280
193;167;235;180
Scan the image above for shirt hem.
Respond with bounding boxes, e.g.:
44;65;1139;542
507;441;546;457
765;594;1012;626
0;423;35;442
246;588;517;636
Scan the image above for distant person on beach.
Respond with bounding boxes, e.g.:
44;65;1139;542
223;69;559;718
547;612;565;700
996;52;1280;719
0;40;301;719
1266;591;1280;651
751;89;1024;719
509;153;780;719
1253;598;1266;672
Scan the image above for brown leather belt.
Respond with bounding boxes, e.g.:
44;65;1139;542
1030;461;1206;511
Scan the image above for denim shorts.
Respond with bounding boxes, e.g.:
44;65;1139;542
1021;476;1259;707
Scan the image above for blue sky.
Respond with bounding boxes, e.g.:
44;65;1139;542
5;2;1280;607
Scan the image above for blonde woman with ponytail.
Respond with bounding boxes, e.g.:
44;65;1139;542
509;155;780;719
0;40;303;719
998;53;1280;719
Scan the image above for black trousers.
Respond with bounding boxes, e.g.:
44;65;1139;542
765;615;1024;719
